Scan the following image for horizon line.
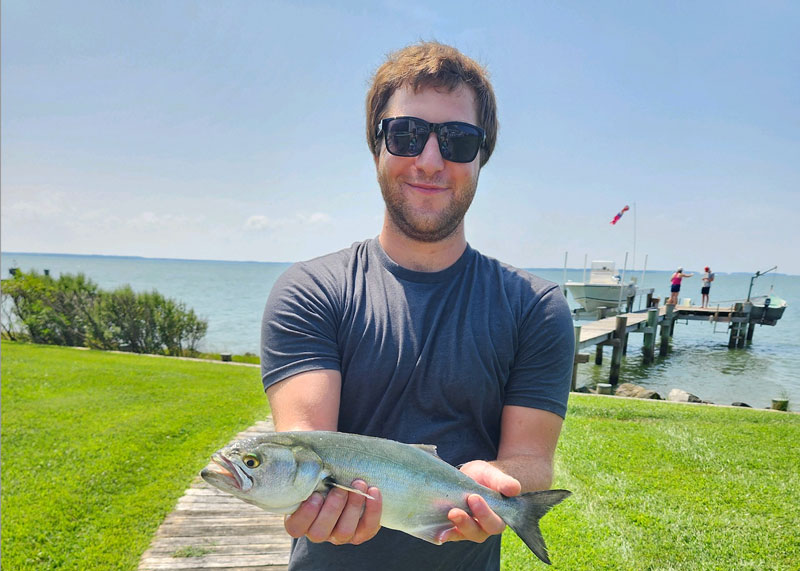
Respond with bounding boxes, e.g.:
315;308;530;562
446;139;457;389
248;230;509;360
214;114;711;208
2;251;795;277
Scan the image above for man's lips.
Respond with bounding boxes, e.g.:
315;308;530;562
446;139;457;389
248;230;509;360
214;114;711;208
405;182;448;193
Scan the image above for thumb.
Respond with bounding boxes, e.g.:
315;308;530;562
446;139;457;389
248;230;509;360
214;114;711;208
492;472;522;497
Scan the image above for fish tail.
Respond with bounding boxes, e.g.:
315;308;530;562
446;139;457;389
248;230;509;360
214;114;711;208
504;489;571;565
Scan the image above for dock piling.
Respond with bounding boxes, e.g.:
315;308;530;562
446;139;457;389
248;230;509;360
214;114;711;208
660;303;674;356
667;302;677;336
571;325;582;391
609;316;627;384
642;307;658;364
728;303;749;349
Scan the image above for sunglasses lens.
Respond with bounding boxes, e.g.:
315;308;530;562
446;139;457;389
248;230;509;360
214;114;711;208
385;117;430;157
382;117;484;163
438;124;483;163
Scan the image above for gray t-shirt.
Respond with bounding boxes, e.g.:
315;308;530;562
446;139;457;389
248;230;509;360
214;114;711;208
261;238;574;570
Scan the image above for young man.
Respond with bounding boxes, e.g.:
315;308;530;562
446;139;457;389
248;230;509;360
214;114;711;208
701;266;714;308
261;41;574;570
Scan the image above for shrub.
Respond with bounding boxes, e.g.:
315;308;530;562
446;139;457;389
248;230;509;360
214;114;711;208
1;271;100;346
2;270;207;356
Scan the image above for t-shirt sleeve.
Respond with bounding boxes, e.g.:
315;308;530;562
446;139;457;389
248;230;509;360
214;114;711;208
504;284;574;418
260;262;342;392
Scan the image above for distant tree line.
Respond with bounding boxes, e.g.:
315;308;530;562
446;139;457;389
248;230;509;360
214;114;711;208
1;270;208;356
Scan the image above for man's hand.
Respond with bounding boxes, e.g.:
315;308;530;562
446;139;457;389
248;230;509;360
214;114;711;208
284;479;382;545
438;460;521;544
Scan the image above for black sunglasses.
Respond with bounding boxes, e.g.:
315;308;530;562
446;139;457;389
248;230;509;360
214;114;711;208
376;116;486;163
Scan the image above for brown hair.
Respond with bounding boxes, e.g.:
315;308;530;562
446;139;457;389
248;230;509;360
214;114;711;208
366;41;498;167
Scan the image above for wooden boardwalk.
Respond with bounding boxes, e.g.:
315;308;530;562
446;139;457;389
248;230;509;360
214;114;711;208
570;301;775;387
138;419;292;571
575;306;666;350
573;302;760;350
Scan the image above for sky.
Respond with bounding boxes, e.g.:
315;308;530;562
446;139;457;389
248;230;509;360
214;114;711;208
2;1;799;274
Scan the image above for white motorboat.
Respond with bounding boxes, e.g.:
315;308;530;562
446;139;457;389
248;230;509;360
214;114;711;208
565;261;637;313
747;294;788;325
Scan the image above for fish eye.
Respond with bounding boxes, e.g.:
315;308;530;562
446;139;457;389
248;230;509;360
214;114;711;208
243;453;261;469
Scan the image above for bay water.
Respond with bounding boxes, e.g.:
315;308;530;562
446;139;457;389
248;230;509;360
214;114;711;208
3;251;798;410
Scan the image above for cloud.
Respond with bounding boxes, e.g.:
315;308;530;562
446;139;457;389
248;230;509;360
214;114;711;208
244;211;331;232
298;212;332;224
244;215;276;230
125;211;205;231
2;186;69;220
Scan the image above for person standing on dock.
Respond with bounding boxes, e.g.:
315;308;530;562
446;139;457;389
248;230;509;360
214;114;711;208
701;266;715;308
260;41;575;570
668;267;693;305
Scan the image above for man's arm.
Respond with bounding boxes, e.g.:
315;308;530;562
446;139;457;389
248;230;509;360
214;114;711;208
267;369;341;431
439;405;564;543
266;370;383;545
494;404;563;491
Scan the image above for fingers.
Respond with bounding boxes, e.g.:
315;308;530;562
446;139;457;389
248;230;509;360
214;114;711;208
283;481;382;546
284;492;325;538
306;487;349;542
467;494;507;535
491;473;522;498
440;495;507;544
459;460;521;498
471;464;520;497
329;481;370;544
352;486;382;544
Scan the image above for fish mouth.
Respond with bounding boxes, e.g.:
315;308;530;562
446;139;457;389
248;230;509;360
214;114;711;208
200;453;254;492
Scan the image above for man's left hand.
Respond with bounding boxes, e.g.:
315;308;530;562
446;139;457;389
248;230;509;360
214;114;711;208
437;460;520;543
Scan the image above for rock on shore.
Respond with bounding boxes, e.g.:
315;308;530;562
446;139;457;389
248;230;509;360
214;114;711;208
614;383;662;400
668;388;702;403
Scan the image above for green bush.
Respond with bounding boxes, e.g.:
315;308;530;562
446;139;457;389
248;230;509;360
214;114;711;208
2;271;207;356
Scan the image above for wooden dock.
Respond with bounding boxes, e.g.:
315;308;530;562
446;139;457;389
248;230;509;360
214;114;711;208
138;419;292;571
571;301;775;388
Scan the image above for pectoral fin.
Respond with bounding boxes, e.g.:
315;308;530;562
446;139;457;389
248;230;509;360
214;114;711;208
318;473;376;500
329;481;376;500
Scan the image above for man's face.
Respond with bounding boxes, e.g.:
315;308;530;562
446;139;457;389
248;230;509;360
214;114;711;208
375;84;481;243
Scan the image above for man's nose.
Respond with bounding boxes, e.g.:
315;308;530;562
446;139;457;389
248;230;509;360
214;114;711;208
414;132;445;174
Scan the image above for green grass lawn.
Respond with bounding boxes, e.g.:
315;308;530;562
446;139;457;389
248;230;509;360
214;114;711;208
504;396;800;570
3;342;799;570
1;342;267;570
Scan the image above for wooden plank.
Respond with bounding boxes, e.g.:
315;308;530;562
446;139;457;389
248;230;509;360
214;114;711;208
138;418;292;571
142;535;289;547
144;567;287;571
139;552;290;570
144;540;292;556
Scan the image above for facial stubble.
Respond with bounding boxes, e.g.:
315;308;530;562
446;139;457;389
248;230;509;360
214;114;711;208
377;169;479;243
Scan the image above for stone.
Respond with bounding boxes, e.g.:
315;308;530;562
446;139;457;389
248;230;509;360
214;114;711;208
615;382;662;400
731;402;752;407
668;388;702;403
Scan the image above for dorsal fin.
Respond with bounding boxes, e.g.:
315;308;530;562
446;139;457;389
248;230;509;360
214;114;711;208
411;444;440;457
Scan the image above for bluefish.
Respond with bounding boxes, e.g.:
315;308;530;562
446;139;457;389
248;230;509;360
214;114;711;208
200;430;570;565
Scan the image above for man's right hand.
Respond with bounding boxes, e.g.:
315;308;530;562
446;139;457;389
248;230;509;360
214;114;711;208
284;479;382;545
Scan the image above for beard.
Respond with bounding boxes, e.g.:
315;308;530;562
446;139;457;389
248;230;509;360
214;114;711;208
378;170;479;243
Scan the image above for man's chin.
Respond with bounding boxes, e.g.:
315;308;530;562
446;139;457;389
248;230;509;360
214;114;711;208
389;213;463;243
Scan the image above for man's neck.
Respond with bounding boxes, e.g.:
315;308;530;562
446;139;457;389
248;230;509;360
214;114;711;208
378;223;467;273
